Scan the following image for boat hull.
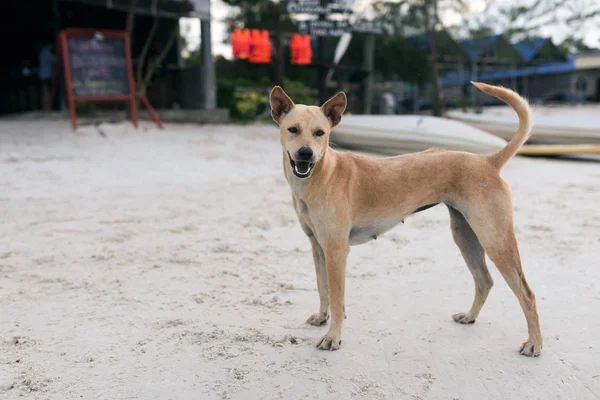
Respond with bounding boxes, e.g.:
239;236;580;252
331;115;507;155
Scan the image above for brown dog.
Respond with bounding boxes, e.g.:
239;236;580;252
269;82;542;356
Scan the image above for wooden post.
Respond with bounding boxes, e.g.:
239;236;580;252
124;33;139;128
362;35;374;114
317;0;327;104
275;31;285;88
471;59;478;111
200;18;216;109
511;62;517;90
59;32;78;130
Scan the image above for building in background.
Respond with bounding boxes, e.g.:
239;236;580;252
0;0;222;122
574;51;600;102
440;36;600;106
367;32;600;114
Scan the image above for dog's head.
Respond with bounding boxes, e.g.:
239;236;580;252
270;86;347;179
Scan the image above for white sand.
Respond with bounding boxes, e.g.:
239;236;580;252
1;120;600;399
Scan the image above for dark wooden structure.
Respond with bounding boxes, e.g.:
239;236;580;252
0;0;213;117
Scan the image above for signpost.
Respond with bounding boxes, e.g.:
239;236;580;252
298;19;395;37
351;19;395;36
287;0;353;14
286;0;394;110
298;20;350;37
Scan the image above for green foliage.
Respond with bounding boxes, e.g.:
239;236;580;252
235;91;267;120
209;51;315;121
217;0;317;87
460;0;600;43
217;76;316;122
212;0;600;108
558;38;597;55
222;0;296;33
217;77;271;121
217;78;258;120
339;34;430;84
184;49;201;67
284;79;316;105
468;26;494;39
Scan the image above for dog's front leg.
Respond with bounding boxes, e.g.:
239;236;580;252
316;242;349;351
307;236;330;326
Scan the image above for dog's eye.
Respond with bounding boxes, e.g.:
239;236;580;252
288;127;299;134
314;129;325;137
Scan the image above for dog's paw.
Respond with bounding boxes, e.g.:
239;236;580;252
316;329;342;351
452;312;476;324
307;312;329;326
520;339;542;357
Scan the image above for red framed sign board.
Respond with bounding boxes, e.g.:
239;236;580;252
51;28;162;130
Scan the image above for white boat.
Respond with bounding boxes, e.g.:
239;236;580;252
448;105;600;145
331;115;507;155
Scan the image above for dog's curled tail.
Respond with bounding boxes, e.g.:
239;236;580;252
471;81;532;169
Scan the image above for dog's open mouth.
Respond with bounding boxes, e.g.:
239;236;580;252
288;153;314;178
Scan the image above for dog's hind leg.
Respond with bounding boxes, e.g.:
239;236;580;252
465;196;543;357
306;236;330;326
448;206;493;324
484;234;542;356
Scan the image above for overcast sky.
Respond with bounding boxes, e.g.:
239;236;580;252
181;0;600;58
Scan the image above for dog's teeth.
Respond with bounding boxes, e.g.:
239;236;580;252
294;165;312;177
294;165;311;176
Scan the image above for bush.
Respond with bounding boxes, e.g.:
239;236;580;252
284;79;316;106
217;78;269;121
217;78;316;122
235;91;267;120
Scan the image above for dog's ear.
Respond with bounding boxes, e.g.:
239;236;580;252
321;91;347;128
270;86;295;124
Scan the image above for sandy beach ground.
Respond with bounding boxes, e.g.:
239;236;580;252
1;120;599;399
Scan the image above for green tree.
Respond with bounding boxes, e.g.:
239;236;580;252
126;0;179;109
373;0;469;116
558;38;597;54
461;0;600;43
222;0;299;87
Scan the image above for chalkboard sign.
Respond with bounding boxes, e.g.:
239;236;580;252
52;28;162;130
51;28;150;130
67;37;129;97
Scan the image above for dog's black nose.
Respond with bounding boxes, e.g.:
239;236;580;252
297;147;313;161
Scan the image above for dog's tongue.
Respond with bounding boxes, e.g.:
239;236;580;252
295;161;311;174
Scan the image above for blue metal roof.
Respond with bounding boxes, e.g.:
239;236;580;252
441;55;575;87
458;34;502;60
513;38;550;62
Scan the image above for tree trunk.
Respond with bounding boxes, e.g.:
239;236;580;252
126;0;138;49
428;29;442;116
139;27;179;99
137;16;159;88
126;0;177;111
426;0;443;117
362;35;375;114
275;31;285;88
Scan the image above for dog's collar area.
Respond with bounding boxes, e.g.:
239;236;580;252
288;152;314;178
